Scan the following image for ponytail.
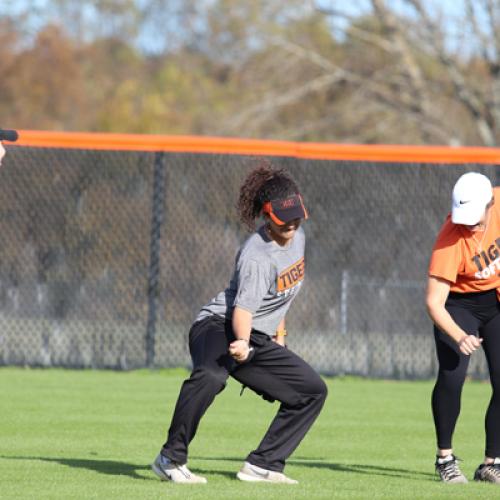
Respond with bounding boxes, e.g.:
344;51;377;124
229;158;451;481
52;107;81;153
237;160;299;231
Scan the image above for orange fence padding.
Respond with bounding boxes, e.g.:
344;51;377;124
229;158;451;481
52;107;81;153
11;130;500;164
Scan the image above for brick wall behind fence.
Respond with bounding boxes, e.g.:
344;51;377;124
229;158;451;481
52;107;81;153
0;145;497;378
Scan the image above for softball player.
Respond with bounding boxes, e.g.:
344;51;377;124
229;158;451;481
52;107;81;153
152;163;327;484
427;172;500;484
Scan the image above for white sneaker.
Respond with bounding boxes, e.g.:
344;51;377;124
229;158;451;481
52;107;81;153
151;453;207;484
435;455;468;484
236;461;298;484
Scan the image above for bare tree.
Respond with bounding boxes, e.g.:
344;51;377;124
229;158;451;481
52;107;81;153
215;0;500;145
4;0;500;145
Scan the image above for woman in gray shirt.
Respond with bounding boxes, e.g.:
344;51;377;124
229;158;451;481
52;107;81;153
152;163;327;484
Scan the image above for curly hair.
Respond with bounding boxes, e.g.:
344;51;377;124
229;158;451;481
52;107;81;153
237;160;300;231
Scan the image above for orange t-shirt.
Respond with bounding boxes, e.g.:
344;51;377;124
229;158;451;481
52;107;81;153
429;187;500;299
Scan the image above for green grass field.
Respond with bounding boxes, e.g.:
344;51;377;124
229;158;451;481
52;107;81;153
0;368;497;499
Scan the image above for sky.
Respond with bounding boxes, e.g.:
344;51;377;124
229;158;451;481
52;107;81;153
0;0;484;55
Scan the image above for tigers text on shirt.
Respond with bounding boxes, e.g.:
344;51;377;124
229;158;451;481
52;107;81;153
196;225;305;336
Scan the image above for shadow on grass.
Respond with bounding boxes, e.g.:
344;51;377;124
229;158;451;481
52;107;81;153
0;456;154;481
290;459;436;480
191;456;436;481
2;455;436;482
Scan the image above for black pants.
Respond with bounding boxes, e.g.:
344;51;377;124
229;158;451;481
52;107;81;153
432;290;500;457
161;315;328;472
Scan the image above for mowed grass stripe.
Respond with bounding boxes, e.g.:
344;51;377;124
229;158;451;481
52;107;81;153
0;368;494;499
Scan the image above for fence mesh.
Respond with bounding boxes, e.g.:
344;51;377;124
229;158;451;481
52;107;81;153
1;144;498;378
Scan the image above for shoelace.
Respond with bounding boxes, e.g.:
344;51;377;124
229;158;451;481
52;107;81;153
160;457;192;479
484;463;500;479
437;458;463;480
177;464;194;479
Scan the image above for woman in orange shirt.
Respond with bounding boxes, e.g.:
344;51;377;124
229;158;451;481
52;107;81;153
427;172;500;484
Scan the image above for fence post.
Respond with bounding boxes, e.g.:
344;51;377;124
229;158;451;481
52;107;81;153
340;270;349;335
146;152;166;367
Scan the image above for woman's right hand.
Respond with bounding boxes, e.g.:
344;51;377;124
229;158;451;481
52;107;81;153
228;339;252;362
426;276;481;353
457;334;483;355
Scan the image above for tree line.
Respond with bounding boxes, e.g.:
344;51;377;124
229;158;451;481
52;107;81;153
2;0;500;146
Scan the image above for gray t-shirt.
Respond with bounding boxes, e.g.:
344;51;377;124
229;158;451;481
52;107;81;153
196;225;305;336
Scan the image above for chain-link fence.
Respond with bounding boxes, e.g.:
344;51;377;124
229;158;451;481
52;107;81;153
0;143;498;378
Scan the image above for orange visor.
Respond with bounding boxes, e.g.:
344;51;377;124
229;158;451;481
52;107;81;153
262;194;308;225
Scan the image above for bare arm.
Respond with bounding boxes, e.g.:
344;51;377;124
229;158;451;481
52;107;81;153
273;317;287;346
426;276;482;355
228;306;253;362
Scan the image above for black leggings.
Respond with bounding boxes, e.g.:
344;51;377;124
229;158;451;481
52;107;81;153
432;290;500;457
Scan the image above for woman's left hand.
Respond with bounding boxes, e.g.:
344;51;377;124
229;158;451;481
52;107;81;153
272;335;285;346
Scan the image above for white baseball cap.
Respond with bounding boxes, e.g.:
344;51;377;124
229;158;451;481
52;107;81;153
451;172;493;225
